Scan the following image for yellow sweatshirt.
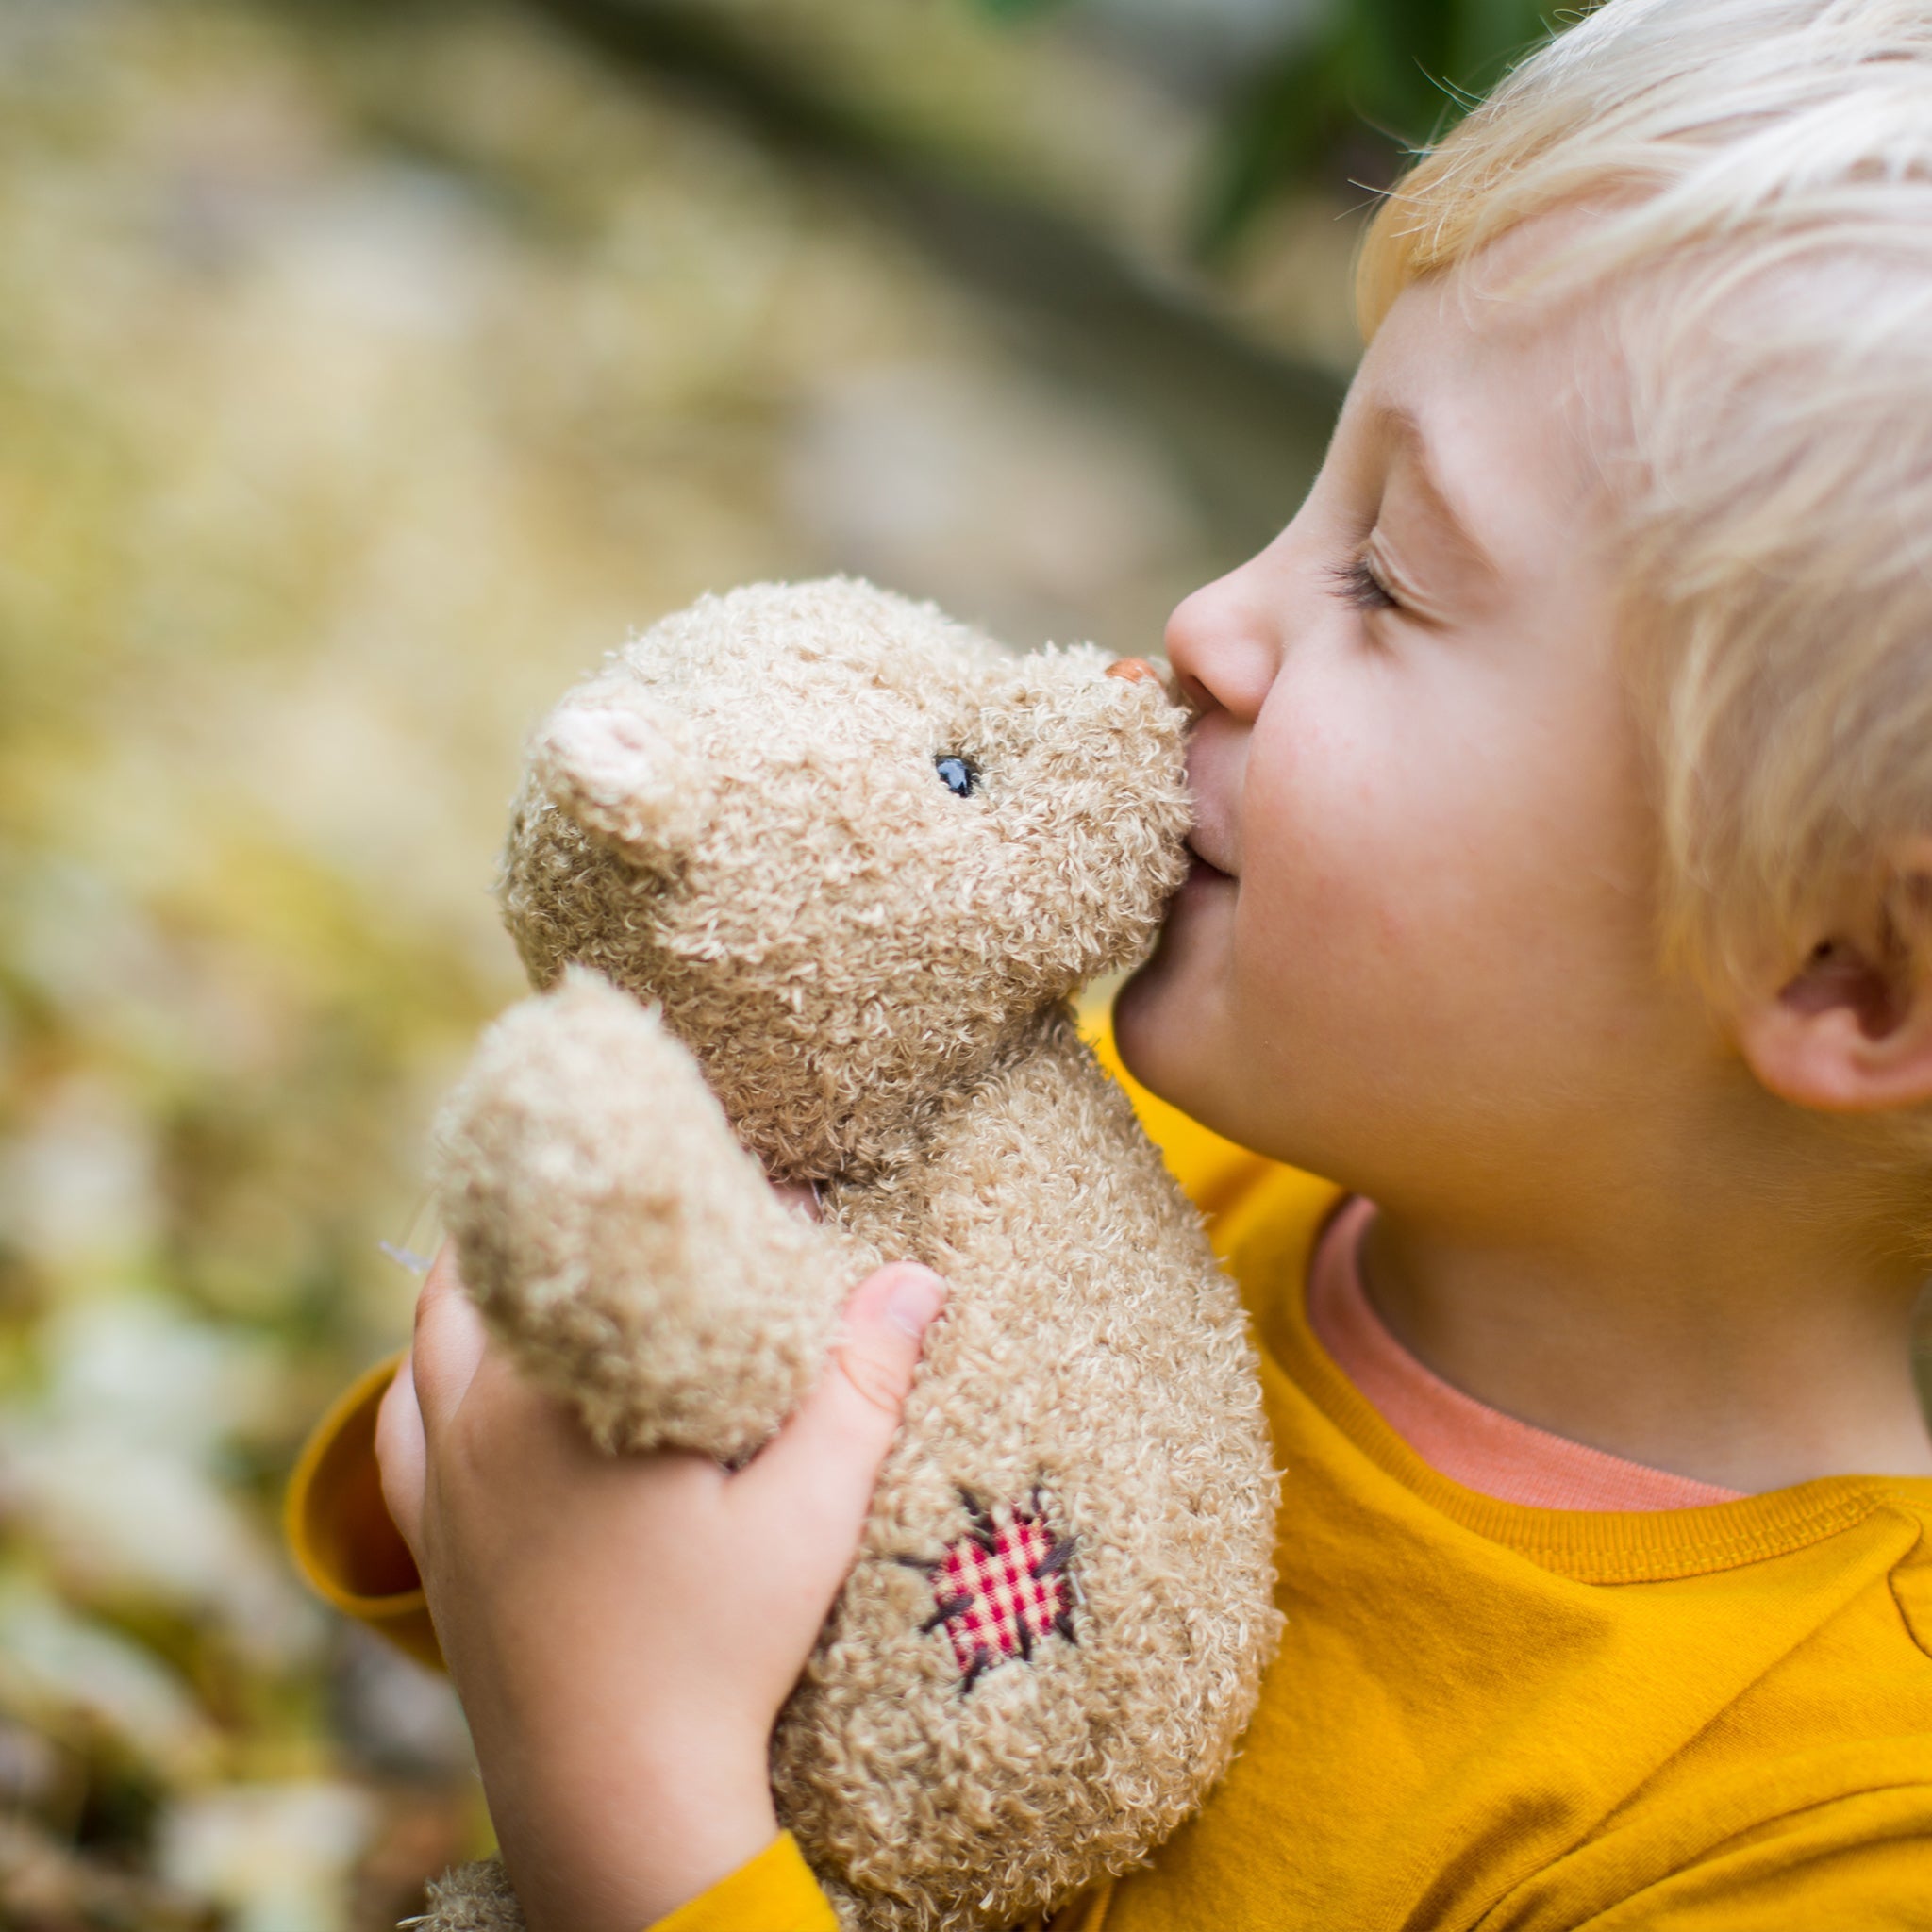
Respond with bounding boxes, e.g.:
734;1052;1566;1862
288;1051;1932;1932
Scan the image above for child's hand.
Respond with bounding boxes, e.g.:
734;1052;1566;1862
375;1242;947;1932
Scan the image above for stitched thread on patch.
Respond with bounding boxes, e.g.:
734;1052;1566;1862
907;1490;1077;1691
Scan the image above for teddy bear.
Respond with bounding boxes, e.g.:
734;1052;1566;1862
418;578;1281;1932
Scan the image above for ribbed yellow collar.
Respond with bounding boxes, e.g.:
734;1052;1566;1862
1227;1169;1932;1585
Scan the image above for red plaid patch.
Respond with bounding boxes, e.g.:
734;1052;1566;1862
914;1491;1076;1691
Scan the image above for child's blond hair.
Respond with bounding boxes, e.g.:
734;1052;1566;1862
1358;0;1932;1014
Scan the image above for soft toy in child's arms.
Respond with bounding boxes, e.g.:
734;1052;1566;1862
421;578;1282;1932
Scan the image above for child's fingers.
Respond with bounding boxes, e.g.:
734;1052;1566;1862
374;1353;427;1555
408;1244;491;1431
733;1263;946;1541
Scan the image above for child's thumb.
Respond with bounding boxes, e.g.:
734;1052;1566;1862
737;1263;946;1513
832;1264;947;1417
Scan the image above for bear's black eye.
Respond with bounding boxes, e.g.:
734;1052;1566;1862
934;755;976;799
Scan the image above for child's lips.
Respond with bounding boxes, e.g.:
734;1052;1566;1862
1184;839;1236;886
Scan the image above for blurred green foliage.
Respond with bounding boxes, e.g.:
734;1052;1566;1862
972;0;1574;255
1196;0;1564;253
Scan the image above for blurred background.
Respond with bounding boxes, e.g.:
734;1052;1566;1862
0;0;1570;1924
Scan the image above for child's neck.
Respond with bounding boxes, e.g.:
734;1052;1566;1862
1357;1202;1932;1492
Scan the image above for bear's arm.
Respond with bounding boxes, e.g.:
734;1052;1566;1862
435;968;864;1462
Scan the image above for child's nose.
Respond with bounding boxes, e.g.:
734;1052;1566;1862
1164;576;1276;723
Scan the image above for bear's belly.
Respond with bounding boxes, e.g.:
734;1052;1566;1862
773;1047;1280;1932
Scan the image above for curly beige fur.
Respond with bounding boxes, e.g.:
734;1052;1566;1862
426;580;1281;1932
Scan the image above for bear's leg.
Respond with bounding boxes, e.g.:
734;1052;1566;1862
435;969;860;1461
408;1858;524;1931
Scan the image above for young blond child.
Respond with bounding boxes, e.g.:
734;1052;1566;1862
289;1;1932;1924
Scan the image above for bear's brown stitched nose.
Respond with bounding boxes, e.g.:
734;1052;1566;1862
1105;657;1159;685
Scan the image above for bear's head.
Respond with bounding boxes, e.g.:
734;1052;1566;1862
500;578;1191;1179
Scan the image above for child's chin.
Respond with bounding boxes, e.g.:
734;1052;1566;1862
1119;866;1229;1040
1113;948;1198;1100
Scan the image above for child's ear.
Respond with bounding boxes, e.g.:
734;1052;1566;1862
1736;839;1932;1113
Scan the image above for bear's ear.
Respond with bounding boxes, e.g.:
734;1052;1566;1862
532;699;709;874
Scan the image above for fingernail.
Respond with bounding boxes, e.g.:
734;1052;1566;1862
884;1266;946;1339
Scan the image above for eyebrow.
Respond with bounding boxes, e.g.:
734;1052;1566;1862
1367;403;1502;585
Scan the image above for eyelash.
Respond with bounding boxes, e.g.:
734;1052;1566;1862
1327;554;1399;614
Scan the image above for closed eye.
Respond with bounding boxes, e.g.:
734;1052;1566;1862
1326;554;1400;614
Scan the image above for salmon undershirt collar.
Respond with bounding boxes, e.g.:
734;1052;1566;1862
1307;1196;1744;1512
